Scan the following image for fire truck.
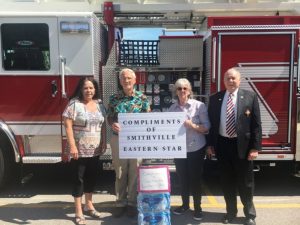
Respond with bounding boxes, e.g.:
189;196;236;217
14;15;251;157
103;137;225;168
0;0;300;188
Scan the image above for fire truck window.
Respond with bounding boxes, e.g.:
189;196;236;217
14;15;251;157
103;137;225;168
1;23;50;71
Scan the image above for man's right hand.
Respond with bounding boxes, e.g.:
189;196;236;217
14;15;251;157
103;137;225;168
206;146;215;160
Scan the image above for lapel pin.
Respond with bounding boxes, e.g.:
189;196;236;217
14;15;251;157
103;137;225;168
245;109;251;117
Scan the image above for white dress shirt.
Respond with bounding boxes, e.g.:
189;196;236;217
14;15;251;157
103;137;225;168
219;89;238;137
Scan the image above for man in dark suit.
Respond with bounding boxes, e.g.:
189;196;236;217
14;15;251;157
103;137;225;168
206;68;262;225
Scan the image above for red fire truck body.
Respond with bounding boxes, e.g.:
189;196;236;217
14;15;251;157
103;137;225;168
205;16;300;164
0;6;300;189
0;12;107;187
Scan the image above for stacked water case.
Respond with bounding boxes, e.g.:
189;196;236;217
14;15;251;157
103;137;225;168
137;166;171;225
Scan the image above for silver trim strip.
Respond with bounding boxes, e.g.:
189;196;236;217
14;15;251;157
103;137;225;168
211;25;300;31
7;121;60;124
22;156;61;164
256;154;294;161
212;37;216;83
288;33;295;143
218;31;296;36
298;46;300;93
8;124;61;136
217;35;222;91
60;56;67;98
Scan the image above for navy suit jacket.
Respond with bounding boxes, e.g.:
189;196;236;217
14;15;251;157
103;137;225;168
207;89;262;159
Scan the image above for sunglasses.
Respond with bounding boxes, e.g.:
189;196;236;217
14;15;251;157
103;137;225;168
177;87;188;91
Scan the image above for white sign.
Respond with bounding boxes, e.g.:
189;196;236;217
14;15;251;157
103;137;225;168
138;166;170;193
118;112;186;159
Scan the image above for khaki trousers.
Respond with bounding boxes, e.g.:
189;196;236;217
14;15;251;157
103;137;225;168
110;134;141;207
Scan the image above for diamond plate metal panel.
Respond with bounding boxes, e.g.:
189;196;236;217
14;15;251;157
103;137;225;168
92;14;100;80
204;36;212;99
102;42;118;145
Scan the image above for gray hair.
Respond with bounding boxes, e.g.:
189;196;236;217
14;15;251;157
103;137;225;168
224;68;241;81
119;68;136;80
173;78;193;99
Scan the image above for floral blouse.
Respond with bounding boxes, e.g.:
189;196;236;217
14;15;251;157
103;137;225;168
63;98;106;158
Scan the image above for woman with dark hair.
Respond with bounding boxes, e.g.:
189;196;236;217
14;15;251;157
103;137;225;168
63;77;106;225
169;78;210;221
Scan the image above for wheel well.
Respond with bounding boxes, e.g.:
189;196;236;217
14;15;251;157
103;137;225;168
0;130;17;189
0;130;15;162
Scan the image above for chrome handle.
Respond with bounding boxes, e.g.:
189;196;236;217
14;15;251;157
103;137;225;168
212;37;217;83
60;56;67;98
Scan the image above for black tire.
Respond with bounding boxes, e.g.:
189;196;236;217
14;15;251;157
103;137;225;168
0;145;14;189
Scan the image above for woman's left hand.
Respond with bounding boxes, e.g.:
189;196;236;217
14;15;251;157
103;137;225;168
184;119;208;134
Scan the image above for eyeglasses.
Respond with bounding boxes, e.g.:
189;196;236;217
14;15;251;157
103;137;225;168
177;87;188;91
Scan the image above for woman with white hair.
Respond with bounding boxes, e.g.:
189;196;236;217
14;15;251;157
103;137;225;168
169;78;210;221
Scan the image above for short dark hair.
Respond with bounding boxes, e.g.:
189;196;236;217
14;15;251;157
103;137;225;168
70;77;100;100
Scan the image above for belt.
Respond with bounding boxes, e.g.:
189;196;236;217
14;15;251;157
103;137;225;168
218;135;237;141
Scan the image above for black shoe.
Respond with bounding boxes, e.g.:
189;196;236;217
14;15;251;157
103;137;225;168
113;207;126;218
244;218;256;225
193;210;203;221
172;206;190;215
222;214;236;224
126;205;137;218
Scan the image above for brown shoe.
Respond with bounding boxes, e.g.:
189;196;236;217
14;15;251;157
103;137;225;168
126;205;137;218
113;207;126;218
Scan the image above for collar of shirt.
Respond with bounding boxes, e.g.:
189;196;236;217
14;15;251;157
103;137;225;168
117;89;137;99
174;98;192;109
219;88;238;137
225;88;238;99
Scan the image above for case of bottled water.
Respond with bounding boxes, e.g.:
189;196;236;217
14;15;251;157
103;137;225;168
138;211;171;225
138;192;170;212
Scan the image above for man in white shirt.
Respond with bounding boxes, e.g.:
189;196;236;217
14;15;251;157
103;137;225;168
206;68;262;225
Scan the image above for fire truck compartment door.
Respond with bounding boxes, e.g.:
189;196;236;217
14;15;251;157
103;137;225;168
216;31;295;151
0;17;63;159
57;17;94;76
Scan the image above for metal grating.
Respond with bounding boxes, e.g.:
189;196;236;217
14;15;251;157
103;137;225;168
119;40;159;66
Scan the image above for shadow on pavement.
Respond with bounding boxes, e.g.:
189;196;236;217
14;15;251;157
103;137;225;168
0;201;74;224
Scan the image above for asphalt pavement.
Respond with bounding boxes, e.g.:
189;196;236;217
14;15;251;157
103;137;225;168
0;162;300;225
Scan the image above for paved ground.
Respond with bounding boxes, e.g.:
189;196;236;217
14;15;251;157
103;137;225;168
0;162;300;224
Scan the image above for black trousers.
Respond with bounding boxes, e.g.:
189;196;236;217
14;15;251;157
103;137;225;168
174;147;205;211
71;156;100;197
217;136;256;219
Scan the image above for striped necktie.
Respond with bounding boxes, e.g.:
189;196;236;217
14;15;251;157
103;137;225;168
226;93;236;137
